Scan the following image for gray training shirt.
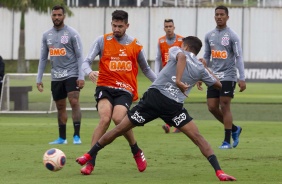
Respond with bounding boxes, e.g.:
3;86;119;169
37;25;84;83
151;46;217;104
203;26;245;81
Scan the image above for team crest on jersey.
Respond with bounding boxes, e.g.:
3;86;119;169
211;33;215;37
106;35;113;40
221;36;229;46
177;38;182;41
61;36;68;44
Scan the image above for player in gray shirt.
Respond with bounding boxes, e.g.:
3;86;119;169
36;5;84;145
76;36;236;181
202;5;246;149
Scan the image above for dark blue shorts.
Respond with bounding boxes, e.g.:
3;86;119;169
128;88;193;128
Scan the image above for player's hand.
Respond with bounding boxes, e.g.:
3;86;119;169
77;80;85;89
196;81;203;91
198;58;207;67
89;71;99;83
238;80;246;92
37;82;44;92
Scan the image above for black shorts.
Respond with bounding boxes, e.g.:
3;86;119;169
95;86;133;110
207;81;236;98
128;88;193;128
51;77;79;101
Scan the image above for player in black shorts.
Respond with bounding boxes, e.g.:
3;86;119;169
77;36;236;181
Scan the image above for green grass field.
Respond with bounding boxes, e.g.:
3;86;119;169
0;116;282;184
0;72;282;183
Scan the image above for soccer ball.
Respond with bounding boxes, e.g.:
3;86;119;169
43;148;66;171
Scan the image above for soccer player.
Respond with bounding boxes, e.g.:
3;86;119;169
36;5;84;145
201;5;246;149
155;19;183;133
76;36;236;181
80;10;156;175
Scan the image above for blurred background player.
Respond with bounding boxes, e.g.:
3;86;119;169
201;5;246;149
36;5;85;145
155;19;183;133
80;10;156;175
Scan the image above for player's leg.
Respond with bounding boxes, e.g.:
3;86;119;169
49;80;68;144
207;97;223;123
80;98;113;175
76;115;136;166
111;92;147;172
220;81;242;148
65;77;82;144
78;89;158;173
207;85;231;149
179;121;236;181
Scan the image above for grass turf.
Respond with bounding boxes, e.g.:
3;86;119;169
0;105;281;184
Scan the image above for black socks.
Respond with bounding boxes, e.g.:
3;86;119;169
130;142;140;155
59;124;66;139
207;154;221;172
73;121;81;137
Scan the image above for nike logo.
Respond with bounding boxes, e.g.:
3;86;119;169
224;91;230;94
120;49;126;52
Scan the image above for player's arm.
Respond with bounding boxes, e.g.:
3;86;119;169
195;58;207;91
175;52;189;96
82;36;103;83
200;60;222;91
154;42;162;76
137;49;157;82
36;34;49;92
72;32;85;89
203;33;212;67
232;34;246;92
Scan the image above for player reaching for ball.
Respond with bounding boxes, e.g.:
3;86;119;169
79;10;156;175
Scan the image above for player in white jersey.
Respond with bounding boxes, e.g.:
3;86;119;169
201;5;246;149
36;5;85;145
76;36;236;181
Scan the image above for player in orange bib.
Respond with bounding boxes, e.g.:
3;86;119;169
155;19;183;133
80;10;156;175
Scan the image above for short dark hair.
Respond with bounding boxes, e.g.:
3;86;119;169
182;36;202;55
112;10;128;23
52;5;65;14
164;19;173;23
215;5;229;16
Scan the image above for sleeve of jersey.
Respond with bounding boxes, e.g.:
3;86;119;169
138;49;157;82
232;34;245;81
169;46;182;62
154;43;162;76
201;68;217;87
73;33;85;80
82;36;103;75
203;34;211;67
36;34;48;83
